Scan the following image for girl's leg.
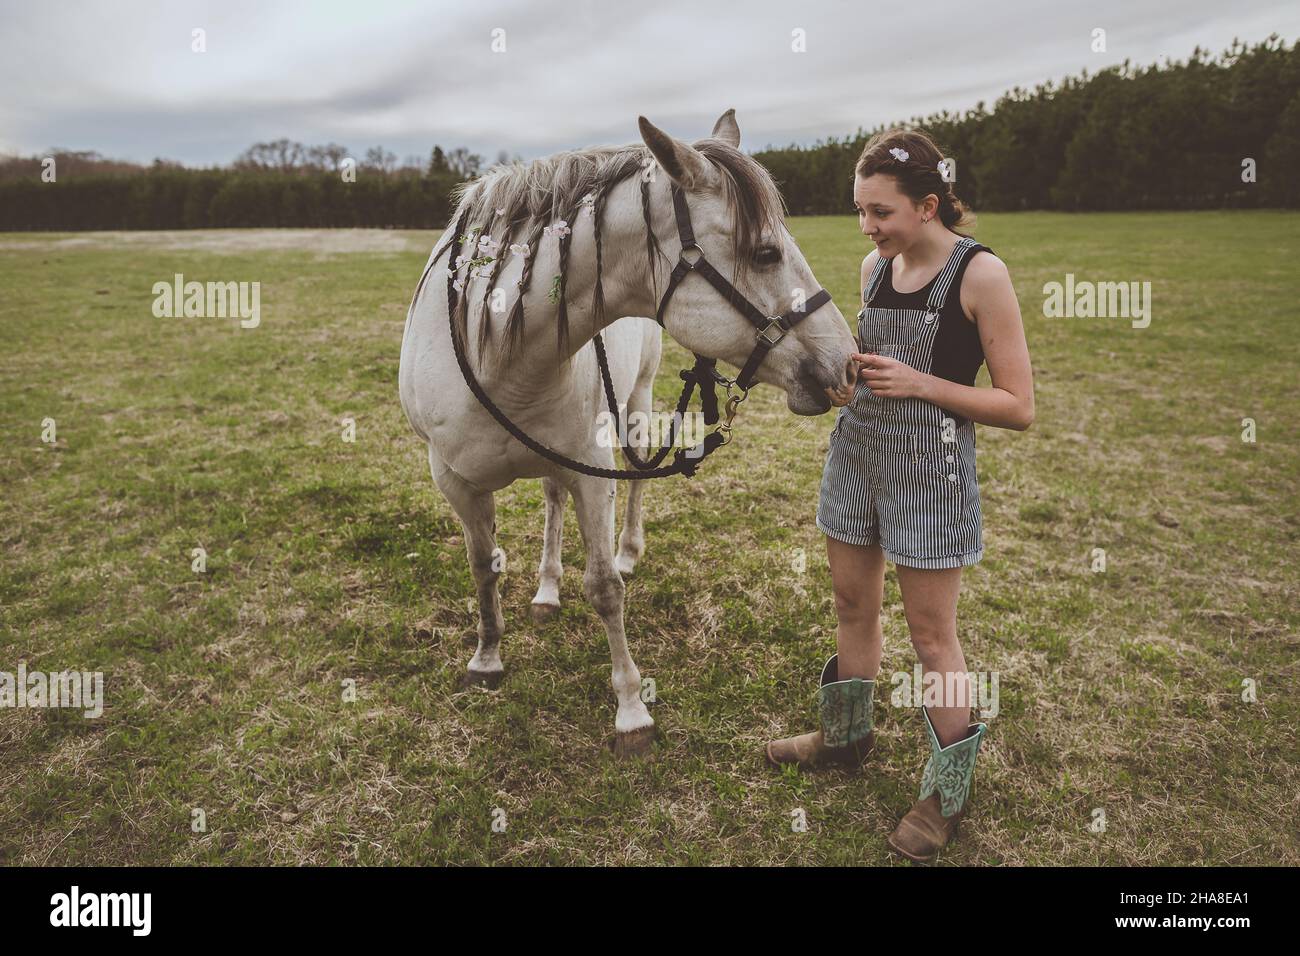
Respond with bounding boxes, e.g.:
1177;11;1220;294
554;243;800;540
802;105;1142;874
888;563;990;862
894;564;970;746
764;537;884;768
826;536;886;680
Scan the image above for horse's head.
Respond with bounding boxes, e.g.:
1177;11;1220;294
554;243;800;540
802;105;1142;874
638;110;857;415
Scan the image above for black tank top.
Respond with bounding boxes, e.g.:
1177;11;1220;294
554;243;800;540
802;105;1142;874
870;242;990;393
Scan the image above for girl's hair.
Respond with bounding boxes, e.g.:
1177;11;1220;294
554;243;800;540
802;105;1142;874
854;127;974;235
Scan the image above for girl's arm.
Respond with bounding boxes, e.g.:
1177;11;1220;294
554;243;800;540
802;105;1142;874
857;252;1035;430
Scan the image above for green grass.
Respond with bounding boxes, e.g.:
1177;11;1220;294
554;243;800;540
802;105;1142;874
1;213;1297;865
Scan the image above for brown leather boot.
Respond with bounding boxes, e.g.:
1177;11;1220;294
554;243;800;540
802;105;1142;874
765;655;876;769
887;706;988;864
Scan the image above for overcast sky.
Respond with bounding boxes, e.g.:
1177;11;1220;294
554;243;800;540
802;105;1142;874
2;0;1296;166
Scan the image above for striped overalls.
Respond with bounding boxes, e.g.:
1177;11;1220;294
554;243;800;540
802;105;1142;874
815;237;988;569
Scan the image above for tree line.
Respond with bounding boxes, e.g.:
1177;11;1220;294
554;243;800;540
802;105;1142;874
1;35;1296;231
0;143;501;230
757;35;1300;214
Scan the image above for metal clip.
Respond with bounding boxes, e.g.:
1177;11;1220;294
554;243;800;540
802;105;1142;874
714;388;748;445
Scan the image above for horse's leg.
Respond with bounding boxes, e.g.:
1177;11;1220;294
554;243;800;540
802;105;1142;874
428;445;506;688
614;381;651;579
614;479;646;579
530;477;567;623
565;471;655;756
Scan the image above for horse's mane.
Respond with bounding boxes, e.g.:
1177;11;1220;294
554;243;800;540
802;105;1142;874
443;138;787;373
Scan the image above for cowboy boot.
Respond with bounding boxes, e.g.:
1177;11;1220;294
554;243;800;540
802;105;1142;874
887;706;988;864
765;654;875;768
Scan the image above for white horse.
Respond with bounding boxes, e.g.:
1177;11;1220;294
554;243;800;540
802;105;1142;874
399;109;856;754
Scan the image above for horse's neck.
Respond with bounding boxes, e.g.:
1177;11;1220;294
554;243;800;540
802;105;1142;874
494;175;662;381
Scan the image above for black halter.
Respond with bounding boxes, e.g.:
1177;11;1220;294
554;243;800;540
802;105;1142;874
438;180;834;480
654;183;834;392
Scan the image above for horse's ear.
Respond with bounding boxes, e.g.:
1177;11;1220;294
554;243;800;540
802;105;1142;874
710;108;740;148
638;116;717;191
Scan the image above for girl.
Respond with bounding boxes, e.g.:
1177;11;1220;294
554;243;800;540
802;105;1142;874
765;128;1034;863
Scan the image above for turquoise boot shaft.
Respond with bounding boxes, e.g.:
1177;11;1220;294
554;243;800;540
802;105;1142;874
817;654;875;748
918;706;988;818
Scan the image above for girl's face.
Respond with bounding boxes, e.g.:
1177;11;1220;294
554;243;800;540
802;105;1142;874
853;173;934;258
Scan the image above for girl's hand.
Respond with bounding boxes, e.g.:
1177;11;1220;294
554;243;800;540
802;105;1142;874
824;371;858;407
854;352;928;400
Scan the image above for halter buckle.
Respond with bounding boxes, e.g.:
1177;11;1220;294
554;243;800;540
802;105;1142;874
757;316;787;347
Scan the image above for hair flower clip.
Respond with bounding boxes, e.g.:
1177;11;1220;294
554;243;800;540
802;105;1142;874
889;147;910;162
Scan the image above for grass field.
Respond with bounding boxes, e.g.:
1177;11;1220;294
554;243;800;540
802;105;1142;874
1;212;1297;865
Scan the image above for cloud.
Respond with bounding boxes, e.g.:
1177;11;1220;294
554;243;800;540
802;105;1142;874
2;0;1295;164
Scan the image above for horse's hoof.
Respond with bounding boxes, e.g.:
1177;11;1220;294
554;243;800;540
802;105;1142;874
530;602;560;624
461;668;504;690
614;557;638;579
611;725;656;758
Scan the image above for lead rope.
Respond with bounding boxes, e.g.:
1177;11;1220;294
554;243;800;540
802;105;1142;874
591;332;733;471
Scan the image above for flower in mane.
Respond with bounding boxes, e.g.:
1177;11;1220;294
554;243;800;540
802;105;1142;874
889;147;910;162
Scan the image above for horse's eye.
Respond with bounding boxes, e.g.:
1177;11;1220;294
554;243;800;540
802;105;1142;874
754;246;782;266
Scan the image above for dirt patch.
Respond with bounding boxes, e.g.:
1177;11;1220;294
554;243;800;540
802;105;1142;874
0;229;435;256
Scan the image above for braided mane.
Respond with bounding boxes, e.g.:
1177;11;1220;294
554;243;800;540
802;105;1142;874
441;138;786;374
